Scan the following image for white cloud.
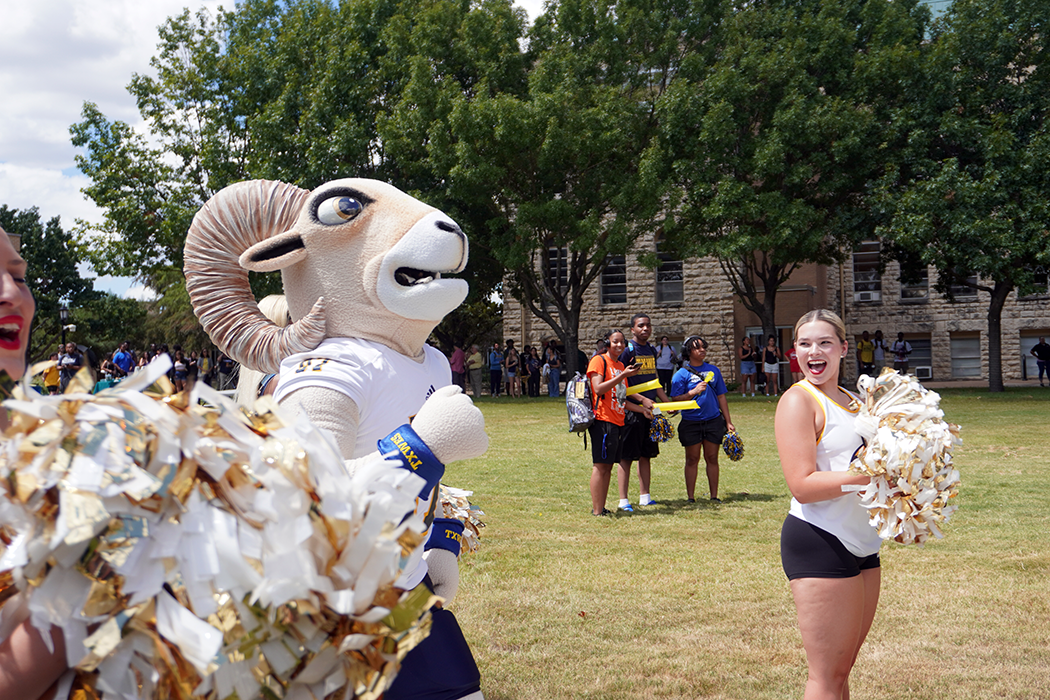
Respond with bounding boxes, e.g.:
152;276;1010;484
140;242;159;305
0;162;102;225
123;284;159;302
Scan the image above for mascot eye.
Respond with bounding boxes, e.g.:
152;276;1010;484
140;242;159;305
317;196;363;225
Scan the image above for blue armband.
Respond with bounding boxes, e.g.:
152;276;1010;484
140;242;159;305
377;424;445;498
424;518;465;556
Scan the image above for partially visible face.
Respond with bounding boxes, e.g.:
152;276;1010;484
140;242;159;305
862;331;870;341
66;342;77;355
631;316;652;344
689;340;708;363
795;321;846;385
0;232;34;379
608;332;627;358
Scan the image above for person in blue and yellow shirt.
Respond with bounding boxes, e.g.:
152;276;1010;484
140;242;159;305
617;313;673;511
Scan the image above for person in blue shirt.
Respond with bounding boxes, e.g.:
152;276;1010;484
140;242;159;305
112;340;134;377
670;335;735;503
488;341;504;397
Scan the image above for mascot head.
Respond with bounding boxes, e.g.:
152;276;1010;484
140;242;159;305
184;179;469;373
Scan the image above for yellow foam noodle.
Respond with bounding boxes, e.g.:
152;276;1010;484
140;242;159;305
625;379;662;396
653;400;700;412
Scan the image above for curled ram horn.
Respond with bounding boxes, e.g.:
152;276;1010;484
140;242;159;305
184;180;327;373
846;370;962;546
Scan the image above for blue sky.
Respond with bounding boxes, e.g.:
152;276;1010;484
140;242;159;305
1;0;542;299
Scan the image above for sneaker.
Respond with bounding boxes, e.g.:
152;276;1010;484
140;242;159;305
687;498;696;504
639;498;657;506
619;504;634;513
710;497;722;504
592;508;612;517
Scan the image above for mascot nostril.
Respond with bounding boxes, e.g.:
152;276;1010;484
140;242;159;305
185;176;489;700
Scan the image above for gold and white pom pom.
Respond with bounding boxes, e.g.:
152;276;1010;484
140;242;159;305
845;368;962;546
0;358;436;699
437;484;486;555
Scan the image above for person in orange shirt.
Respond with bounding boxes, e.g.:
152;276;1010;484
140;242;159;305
587;329;641;516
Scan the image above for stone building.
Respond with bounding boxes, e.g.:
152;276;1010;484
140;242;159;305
501;234;1050;388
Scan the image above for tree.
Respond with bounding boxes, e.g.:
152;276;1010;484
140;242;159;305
71;0;523;344
877;0;1050;392
0;206;100;362
422;0;722;374
654;0;930;342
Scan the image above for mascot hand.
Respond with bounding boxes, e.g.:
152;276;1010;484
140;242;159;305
411;385;488;465
423;548;460;605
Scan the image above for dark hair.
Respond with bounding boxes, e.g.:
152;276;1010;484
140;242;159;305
683;335;707;358
629;313;651;328
602;329;625;350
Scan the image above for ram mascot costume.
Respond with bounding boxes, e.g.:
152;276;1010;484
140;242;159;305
184;178;489;700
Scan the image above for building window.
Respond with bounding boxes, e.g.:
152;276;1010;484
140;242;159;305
899;267;929;303
852;241;881;303
909;337;933;379
601;256;627;305
546;246;568;292
1021;267;1049;299
948;273;978;300
655;240;683;303
950;334;981;379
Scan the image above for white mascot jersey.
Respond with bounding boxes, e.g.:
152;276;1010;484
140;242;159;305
276;337;452;588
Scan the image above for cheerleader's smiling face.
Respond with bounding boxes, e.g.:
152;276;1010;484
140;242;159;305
795;321;846;385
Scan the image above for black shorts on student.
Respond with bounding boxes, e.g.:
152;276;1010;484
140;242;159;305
620;414;659;460
780;514;880;580
677;414;726;448
588;420;624;464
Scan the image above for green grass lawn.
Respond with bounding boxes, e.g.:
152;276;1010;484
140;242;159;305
447;388;1050;699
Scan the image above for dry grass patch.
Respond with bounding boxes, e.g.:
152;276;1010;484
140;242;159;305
449;390;1050;699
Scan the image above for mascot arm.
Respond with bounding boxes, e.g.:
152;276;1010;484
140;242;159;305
424;517;466;606
423;548;460;605
279;386;361;459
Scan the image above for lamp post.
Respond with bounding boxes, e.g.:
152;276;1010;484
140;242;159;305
60;304;69;348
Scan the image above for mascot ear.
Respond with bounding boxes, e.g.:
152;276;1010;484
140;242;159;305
240;231;308;272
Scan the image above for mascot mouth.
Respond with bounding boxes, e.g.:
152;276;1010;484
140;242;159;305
395;267;440;287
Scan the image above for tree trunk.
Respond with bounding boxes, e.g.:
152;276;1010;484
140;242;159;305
986;280;1011;393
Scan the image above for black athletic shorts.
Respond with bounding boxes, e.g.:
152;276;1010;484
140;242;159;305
678;415;726;448
588;420;624;465
620;415;660;460
780;514;880;580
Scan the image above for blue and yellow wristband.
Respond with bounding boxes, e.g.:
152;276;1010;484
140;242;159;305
377;424;445;498
425;518;465;557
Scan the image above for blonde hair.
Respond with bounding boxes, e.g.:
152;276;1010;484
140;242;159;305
794;309;847;343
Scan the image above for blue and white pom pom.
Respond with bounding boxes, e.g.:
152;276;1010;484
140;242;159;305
721;429;745;461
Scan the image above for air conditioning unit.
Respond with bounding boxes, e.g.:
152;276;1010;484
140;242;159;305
915;366;932;380
854;291;881;303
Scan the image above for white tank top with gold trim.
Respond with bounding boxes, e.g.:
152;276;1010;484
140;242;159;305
787;379;882;557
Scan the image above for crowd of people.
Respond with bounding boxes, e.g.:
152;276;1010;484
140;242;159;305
48;340;239;394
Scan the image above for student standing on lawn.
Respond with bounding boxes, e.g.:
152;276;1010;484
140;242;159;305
466;344;484;397
856;330;875;377
588;330;640;516
892;332;912;374
489;341;504;397
1030;336;1050;387
617;313;673;511
671;336;734;503
775;309;882;700
655;336;677;395
544;340;562;397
